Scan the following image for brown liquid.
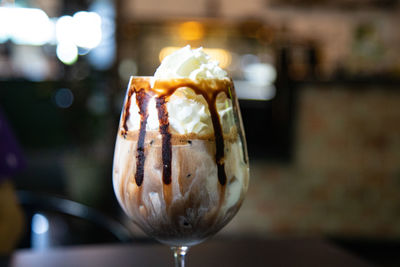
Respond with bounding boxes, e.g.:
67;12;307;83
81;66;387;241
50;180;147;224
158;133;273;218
121;78;232;187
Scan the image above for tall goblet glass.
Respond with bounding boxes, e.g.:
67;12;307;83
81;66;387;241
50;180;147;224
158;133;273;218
113;76;249;266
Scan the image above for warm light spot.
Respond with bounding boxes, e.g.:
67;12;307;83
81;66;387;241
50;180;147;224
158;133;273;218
158;47;178;63
159;47;232;69
178;21;204;41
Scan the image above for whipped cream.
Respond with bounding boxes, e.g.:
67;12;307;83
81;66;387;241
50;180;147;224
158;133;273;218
154;45;227;81
166;88;213;135
127;46;233;135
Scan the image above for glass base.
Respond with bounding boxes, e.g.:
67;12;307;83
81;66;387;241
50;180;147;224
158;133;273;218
171;246;189;267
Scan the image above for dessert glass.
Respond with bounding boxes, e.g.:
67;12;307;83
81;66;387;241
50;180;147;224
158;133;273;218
113;76;249;266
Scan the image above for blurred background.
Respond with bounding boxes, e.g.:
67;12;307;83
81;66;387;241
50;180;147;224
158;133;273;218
0;0;400;265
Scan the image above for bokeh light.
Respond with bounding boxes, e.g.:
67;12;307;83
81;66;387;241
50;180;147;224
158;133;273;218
54;88;74;109
0;7;53;45
56;42;78;65
72;11;102;49
178;21;204;41
32;213;49;235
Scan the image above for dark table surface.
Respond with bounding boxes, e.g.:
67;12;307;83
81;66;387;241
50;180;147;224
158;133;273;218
9;238;375;267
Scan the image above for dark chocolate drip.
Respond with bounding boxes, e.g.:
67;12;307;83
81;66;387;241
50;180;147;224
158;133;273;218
156;96;172;185
122;87;134;136
135;88;151;186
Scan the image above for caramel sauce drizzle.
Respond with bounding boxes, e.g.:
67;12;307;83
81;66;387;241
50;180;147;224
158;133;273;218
121;78;231;187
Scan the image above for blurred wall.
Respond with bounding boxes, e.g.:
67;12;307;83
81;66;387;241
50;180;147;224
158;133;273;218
224;83;400;238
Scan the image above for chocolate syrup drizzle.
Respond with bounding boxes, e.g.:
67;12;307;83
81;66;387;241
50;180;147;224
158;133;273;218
121;78;231;187
156;96;172;185
134;86;152;187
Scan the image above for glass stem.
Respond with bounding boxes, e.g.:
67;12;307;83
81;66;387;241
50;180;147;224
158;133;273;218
171;246;189;267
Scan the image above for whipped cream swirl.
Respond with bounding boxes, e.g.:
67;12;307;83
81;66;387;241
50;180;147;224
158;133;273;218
154;45;227;81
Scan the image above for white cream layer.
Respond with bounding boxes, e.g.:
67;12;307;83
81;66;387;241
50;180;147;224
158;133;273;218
154;45;227;81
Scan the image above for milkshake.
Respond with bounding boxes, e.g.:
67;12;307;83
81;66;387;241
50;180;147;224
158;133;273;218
113;46;249;246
